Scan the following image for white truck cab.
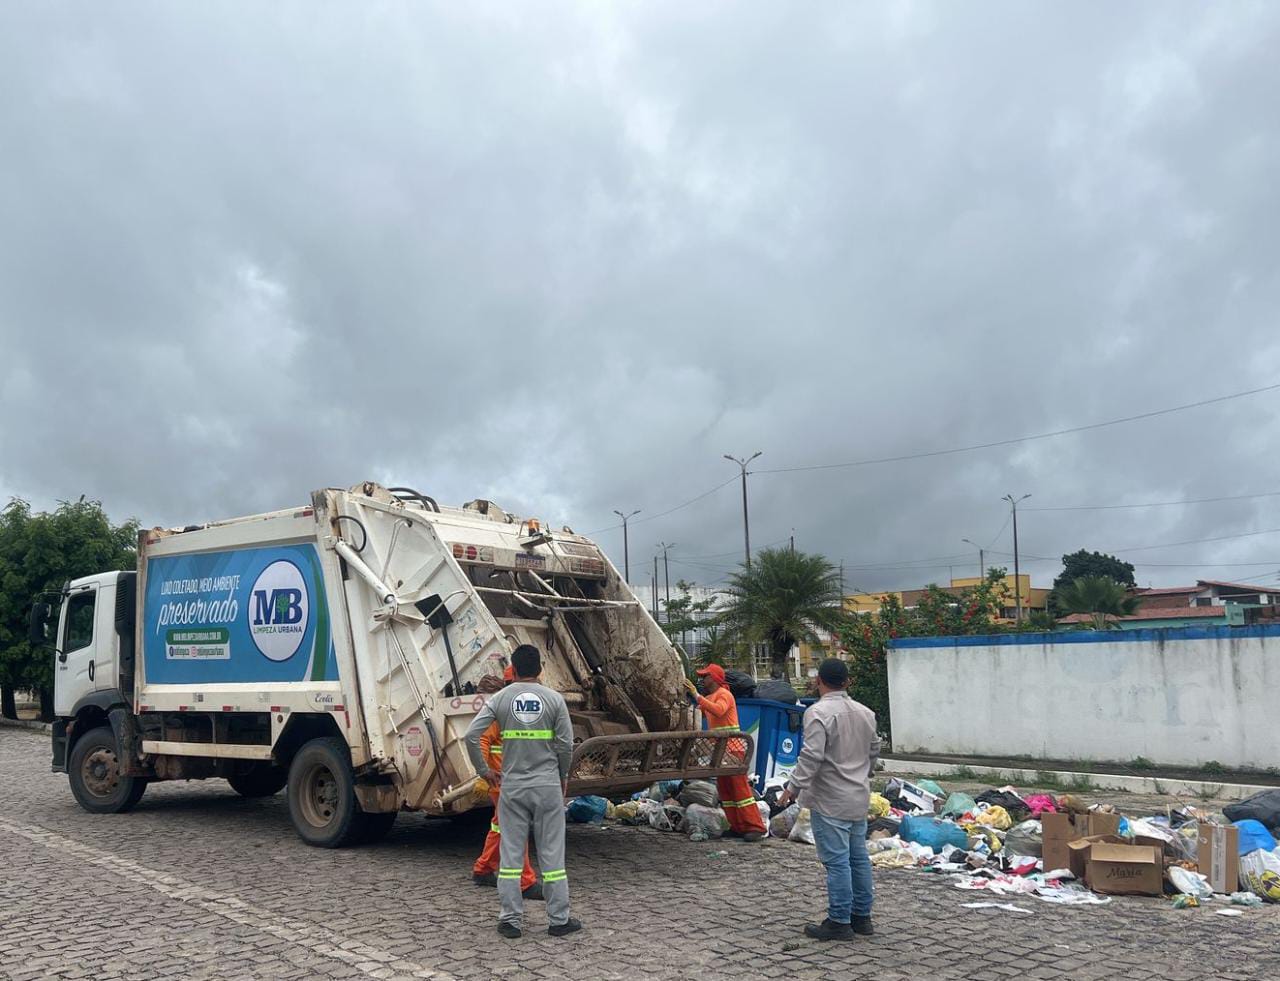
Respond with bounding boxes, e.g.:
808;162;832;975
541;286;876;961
53;571;135;718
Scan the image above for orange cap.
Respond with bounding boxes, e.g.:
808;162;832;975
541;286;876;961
503;664;515;682
695;664;726;684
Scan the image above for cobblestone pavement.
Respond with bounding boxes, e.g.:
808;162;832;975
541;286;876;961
3;728;1279;981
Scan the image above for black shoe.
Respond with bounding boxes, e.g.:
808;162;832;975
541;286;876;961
548;917;583;937
803;918;854;941
741;831;764;843
473;872;497;887
522;882;545;901
722;829;743;839
497;922;522;939
851;915;874;936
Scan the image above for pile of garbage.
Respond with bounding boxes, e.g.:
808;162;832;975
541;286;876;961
847;778;1280;908
563;777;1280;907
564;780;771;842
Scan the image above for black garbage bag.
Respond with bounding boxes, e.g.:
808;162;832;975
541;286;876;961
754;678;800;704
1224;789;1280;831
974;789;1031;822
724;669;757;700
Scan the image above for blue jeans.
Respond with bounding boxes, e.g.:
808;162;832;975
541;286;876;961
809;810;873;924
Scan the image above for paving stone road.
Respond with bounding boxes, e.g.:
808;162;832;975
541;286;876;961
3;726;1278;981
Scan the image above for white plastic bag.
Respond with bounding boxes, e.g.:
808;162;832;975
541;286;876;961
789;807;815;845
770;802;800;839
1240;848;1280;902
684;803;727;841
1169;866;1212;899
649;802;685;832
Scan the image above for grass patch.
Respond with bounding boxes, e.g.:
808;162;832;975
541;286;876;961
1129;756;1157;771
1201;760;1226;775
1066;772;1096;792
1152;779;1170;796
1033;770;1065;790
1195;784;1224;802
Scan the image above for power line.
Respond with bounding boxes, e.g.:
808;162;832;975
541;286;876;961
580;380;1280;540
1025;490;1280;512
583;476;737;535
754;381;1280;475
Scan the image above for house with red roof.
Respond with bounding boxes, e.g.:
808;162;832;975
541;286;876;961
1057;579;1278;629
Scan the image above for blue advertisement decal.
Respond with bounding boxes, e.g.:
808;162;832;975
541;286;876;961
143;544;338;685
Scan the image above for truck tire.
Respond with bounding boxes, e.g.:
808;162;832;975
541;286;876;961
68;726;148;814
287;736;365;848
227;762;289;798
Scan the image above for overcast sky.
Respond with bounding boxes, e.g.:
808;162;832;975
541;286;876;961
3;2;1279;593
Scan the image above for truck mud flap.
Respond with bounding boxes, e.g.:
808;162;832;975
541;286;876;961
566;730;754;797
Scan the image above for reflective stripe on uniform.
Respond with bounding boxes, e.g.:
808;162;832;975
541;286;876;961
543;869;567;883
711;725;739;731
490;821;501;834
501;729;554;739
721;798;757;808
498;867;523;879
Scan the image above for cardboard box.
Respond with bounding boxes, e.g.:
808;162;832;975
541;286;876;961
1042;811;1123;873
1198;822;1240;894
1086;842;1164;896
1066;834;1127;882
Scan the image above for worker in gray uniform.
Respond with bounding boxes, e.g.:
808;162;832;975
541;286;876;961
465;643;582;939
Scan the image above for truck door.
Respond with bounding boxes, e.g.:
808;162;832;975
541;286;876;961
53;584;99;717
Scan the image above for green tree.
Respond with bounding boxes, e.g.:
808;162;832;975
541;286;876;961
1055;575;1140;630
660;580;717;645
0;498;138;720
1050;550;1136;614
716;548;846;678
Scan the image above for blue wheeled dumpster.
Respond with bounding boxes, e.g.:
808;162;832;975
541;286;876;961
732;698;809;793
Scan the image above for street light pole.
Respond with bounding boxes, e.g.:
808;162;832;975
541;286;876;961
656;542;676;621
961;538;985;581
724;451;762;567
1002;494;1031;623
612;509;641;583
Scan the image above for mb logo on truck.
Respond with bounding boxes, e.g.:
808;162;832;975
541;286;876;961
249;559;309;661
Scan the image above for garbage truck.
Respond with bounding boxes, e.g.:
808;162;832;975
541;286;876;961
29;482;751;847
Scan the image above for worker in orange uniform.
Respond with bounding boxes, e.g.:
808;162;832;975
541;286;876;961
472;665;541;897
683;663;765;842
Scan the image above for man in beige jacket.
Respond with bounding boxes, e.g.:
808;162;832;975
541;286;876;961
778;658;880;942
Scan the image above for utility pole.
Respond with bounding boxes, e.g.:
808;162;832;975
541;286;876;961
962;538;985;581
1002;494;1031;623
790;530;795;554
656;542;676;621
724;451;762;567
652;559;659;618
612;509;640;583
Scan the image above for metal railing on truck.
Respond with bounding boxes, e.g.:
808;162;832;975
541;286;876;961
565;729;754;797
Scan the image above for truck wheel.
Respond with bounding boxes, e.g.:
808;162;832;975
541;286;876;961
359;811;398;844
287;737;364;848
227;762;289;798
68;726;148;814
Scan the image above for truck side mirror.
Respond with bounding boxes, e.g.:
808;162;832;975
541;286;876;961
29;602;50;646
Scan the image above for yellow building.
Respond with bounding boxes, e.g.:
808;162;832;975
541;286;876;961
844;574;1050;624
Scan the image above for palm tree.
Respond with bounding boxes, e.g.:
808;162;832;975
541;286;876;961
1055;575;1140;630
716;548;847;678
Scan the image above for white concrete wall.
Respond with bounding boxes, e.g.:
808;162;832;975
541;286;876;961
887;626;1280;769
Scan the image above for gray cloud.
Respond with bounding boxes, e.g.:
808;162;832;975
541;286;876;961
2;2;1278;593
